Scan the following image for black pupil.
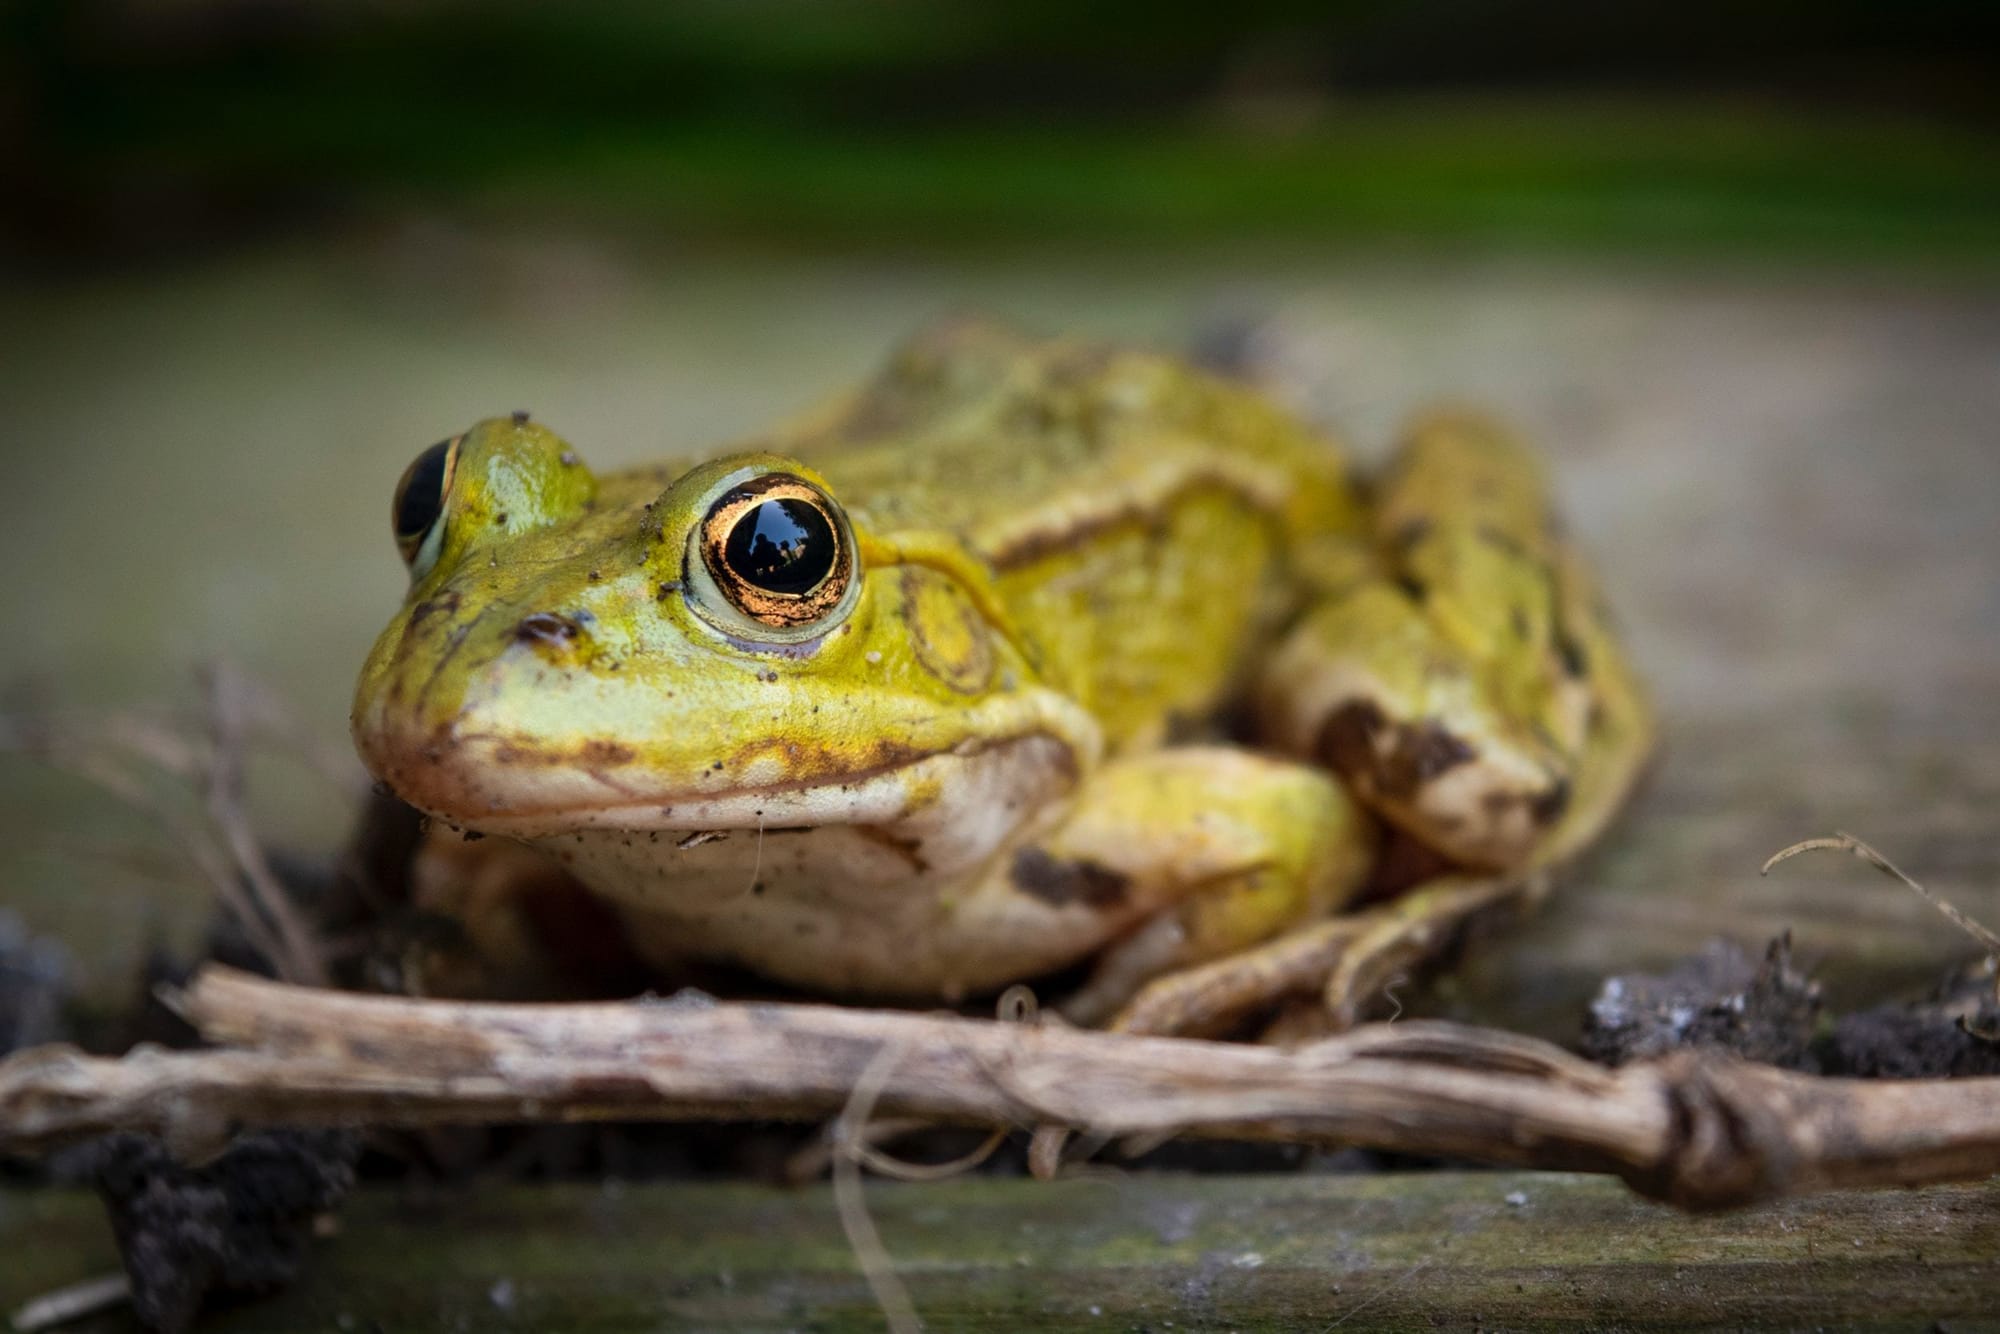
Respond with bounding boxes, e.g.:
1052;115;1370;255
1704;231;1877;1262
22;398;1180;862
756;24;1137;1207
723;497;837;594
396;439;452;541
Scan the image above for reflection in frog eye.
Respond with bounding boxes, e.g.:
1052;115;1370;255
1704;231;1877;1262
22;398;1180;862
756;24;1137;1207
392;434;461;577
699;475;853;628
725;498;837;592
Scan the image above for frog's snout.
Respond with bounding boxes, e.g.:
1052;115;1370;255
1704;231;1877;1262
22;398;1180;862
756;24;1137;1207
354;596;591;824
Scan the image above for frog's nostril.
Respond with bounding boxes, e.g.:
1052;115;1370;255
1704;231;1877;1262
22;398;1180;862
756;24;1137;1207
515;612;583;646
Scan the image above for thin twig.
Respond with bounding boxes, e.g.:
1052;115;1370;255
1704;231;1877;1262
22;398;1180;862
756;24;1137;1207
8;967;2000;1212
9;1273;130;1333
830;1041;923;1334
853;1127;1010;1184
1764;831;2000;956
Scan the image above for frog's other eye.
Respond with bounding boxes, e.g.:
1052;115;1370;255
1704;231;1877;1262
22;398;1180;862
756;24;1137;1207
697;475;854;630
392;435;460;576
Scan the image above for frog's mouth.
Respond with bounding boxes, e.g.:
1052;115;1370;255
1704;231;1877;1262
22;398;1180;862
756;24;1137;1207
360;720;1082;846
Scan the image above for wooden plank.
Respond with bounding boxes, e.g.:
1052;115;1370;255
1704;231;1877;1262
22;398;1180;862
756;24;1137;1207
7;1174;2000;1332
5;261;1999;1043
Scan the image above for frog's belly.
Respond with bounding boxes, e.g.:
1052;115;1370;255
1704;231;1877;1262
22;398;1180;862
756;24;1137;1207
547;827;1104;998
533;735;1131;999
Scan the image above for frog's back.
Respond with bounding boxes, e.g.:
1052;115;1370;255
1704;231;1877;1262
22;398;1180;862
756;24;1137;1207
763;320;1370;744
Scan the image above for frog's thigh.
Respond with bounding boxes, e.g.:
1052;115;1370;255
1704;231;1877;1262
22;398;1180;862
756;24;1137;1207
1010;746;1373;1027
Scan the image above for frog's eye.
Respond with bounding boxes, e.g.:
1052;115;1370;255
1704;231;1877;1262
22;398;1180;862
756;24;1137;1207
392;435;460;577
697;475;854;629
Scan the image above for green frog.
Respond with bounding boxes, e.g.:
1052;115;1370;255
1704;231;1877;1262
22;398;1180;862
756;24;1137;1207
352;320;1651;1036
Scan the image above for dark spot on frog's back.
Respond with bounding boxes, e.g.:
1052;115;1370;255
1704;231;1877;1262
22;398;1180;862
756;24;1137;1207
1011;847;1129;909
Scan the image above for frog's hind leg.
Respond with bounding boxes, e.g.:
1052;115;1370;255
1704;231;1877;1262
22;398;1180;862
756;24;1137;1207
1104;872;1512;1037
1025;747;1377;1029
1264;410;1651;865
1107;707;1650;1038
1107;412;1653;1037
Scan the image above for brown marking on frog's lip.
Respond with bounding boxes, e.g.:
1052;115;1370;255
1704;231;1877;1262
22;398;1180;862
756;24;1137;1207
1008;846;1130;909
371;727;650;815
373;726;1075;834
488;737;632;769
581;739;637;765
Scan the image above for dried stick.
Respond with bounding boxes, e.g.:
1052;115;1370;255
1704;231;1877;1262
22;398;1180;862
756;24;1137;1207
6;967;2000;1211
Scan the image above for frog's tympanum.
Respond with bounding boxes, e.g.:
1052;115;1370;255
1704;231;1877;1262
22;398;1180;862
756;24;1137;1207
353;321;1651;1034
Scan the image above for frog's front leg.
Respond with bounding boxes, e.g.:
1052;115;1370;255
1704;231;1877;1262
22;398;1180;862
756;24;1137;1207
1110;413;1653;1037
954;746;1376;1027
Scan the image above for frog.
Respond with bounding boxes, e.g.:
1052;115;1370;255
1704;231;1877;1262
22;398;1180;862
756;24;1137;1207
351;319;1652;1036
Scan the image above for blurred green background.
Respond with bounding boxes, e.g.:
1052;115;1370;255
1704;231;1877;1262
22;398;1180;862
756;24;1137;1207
9;0;2000;259
3;0;1998;1019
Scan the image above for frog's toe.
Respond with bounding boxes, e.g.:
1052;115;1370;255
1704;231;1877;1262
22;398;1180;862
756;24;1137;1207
1104;871;1537;1039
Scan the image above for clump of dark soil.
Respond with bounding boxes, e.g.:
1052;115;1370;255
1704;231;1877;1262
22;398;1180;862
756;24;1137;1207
1822;962;2000;1079
1582;934;2000;1079
57;1130;361;1334
1581;935;1822;1070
